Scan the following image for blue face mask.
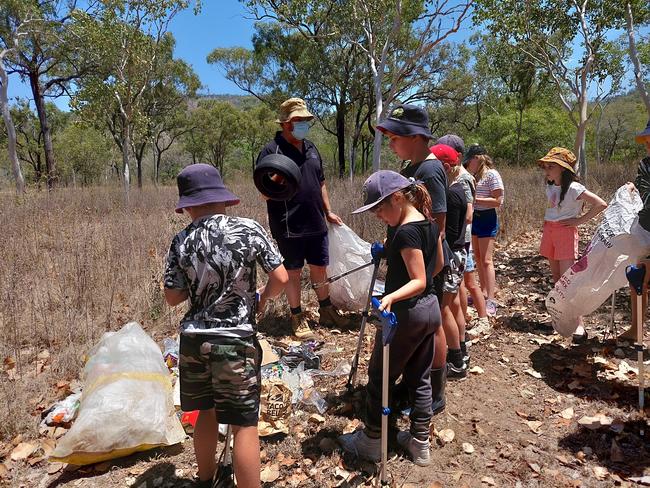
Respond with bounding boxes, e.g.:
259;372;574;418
291;121;310;140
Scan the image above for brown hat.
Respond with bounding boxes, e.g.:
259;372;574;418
537;147;577;174
276;97;314;123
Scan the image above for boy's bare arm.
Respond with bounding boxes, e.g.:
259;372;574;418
164;288;189;306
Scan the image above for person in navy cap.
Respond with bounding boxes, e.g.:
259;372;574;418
164;163;288;488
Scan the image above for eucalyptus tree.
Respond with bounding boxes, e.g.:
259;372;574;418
72;0;197;194
474;0;627;178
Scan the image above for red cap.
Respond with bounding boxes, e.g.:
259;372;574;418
429;144;460;166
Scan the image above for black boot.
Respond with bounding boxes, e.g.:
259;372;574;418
431;367;446;415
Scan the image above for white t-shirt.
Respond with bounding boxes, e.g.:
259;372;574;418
544;181;586;222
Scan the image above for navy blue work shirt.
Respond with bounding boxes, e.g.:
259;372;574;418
256;132;327;239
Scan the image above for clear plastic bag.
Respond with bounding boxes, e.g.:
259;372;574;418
50;322;185;465
326;223;373;311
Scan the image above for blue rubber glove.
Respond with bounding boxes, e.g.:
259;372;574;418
371;241;385;264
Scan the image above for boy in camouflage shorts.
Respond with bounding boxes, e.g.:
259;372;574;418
164;164;288;488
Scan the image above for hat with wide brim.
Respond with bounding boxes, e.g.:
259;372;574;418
537;147;577;174
175;164;240;213
636;120;650;143
352;170;412;214
276;97;314;123
377;104;432;139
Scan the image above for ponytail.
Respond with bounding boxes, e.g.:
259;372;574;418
404;182;433;222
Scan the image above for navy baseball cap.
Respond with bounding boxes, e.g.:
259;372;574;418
175;163;240;213
377;104;432;139
463;143;487;163
352;170;413;214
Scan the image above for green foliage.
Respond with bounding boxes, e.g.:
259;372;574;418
54;122;117;185
473;104;575;165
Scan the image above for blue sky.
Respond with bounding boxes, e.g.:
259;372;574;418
7;1;257;107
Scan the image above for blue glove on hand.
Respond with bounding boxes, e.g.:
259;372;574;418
371;241;385;263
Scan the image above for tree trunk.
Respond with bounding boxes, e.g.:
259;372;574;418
626;2;650;116
575;122;588;181
371;74;384;172
336;105;346;178
29;71;56;190
121;119;131;197
0;63;25;195
134;141;146;189
515;105;523;165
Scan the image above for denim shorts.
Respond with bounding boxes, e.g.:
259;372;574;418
472;209;499;238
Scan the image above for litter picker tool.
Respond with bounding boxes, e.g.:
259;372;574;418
626;262;647;433
371;296;397;486
311;260;374;289
346;242;384;390
213;424;235;488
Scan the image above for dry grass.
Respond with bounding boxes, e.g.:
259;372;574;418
0;162;637;440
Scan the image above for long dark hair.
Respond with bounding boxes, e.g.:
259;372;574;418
403;182;433;222
548;167;580;207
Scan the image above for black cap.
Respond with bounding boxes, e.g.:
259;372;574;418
463;144;487;162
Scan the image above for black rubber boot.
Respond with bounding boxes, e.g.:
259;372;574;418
431;367;446;415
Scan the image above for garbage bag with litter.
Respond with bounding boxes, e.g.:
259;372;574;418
546;186;650;336
50;322;185;465
327;223;373;311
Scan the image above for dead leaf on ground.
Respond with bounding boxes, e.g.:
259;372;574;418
524;368;542;379
47;462;65;475
437;428;455;445
0;463;9;479
528;462;541;474
260;464;280;483
481;476;495;485
526;420;543;434
610;439;625;463
462;442;474;454
578;414;612;430
469;366;484;374
10;442;36;461
515;410;532;420
559;407;574;419
593;466;608;480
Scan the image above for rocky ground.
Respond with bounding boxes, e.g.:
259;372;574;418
4;229;649;488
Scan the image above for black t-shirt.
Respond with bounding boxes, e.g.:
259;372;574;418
400;154;447;214
445;183;468;251
256;132;327;238
385;220;440;312
636;156;650;232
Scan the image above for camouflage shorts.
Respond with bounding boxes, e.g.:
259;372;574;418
179;333;262;426
443;249;467;294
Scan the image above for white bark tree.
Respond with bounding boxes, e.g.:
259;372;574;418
349;0;472;170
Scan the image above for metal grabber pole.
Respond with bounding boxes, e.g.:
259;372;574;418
626;263;647;435
371;297;398;487
346;242;384;391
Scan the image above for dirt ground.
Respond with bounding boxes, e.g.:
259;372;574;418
5;230;650;488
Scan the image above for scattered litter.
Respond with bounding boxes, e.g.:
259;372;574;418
162;337;179;369
41;392;81;426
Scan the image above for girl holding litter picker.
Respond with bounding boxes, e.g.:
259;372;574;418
538;147;607;343
339;170;443;467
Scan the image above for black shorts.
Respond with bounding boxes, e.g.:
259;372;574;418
275;233;329;270
179;333;262;426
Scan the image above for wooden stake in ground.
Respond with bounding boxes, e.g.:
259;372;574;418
626;261;648;433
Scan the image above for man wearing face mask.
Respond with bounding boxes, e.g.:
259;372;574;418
256;97;350;339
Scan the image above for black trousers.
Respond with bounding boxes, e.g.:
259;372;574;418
364;294;441;441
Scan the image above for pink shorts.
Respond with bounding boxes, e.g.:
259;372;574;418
540;220;578;261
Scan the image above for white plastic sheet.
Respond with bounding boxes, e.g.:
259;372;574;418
326;223;373;311
50;322;185;465
546;186;650;336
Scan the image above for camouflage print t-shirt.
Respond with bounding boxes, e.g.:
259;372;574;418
164;214;283;337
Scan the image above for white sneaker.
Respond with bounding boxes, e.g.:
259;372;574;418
467;317;491;338
396;431;431;466
338;430;381;462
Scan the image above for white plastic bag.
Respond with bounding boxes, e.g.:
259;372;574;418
546;186;650;336
326;223;373;311
50;322;185;465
